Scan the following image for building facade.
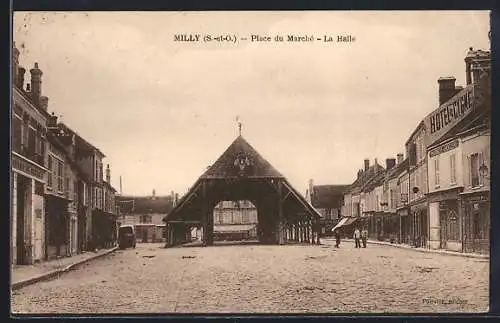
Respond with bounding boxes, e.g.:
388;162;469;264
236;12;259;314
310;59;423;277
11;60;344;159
340;159;385;235
117;191;174;243
426;48;490;253
307;181;348;236
404;121;429;247
11;43;50;265
45;129;72;259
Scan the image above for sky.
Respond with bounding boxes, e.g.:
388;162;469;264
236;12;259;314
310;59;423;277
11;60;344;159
12;11;490;197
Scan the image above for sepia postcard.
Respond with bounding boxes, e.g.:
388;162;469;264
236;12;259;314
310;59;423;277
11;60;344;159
10;10;491;315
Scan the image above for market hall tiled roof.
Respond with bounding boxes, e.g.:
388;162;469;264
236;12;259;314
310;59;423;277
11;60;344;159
201;135;284;179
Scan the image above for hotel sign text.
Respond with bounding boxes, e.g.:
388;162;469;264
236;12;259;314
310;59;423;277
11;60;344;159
429;139;459;157
426;85;475;145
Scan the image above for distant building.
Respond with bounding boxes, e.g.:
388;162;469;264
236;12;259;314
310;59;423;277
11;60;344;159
116;191;175;242
212;200;258;241
307;180;348;236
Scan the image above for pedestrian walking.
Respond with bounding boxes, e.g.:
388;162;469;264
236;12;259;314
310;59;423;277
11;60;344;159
361;227;368;248
334;229;341;248
353;227;361;248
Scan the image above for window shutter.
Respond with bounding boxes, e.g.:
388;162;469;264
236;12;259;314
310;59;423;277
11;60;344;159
466;155;471;188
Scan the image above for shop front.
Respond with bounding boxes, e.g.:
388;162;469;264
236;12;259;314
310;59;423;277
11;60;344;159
45;194;70;259
427;187;463;252
409;201;427;248
461;191;489;254
397;208;409;244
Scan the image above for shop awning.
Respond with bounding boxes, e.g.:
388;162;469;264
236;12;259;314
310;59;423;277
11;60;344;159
331;217;348;231
344;217;359;226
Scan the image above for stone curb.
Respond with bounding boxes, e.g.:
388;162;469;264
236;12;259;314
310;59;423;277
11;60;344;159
11;247;119;291
336;238;489;259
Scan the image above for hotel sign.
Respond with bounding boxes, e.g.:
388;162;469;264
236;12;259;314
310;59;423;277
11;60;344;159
425;85;475;146
12;154;46;181
429;139;459;157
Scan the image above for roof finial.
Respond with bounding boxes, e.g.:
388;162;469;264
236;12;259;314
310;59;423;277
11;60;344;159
236;116;242;136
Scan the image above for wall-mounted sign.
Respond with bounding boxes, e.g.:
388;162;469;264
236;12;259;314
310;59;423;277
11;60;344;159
12;154;46;181
425;85;475;146
429;139;459;157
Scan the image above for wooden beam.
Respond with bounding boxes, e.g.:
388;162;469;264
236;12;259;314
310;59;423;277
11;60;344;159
277;181;284;245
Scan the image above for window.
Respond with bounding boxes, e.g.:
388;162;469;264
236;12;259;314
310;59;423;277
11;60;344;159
434;159;440;187
27;126;36;157
47;156;53;188
57;160;64;192
470;153;480;187
140;215;152;223
450;154;456;184
12;115;22;153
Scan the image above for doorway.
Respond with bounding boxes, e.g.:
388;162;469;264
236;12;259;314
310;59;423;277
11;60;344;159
16;175;29;265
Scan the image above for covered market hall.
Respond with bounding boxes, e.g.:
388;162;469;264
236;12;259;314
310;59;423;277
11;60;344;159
163;135;322;247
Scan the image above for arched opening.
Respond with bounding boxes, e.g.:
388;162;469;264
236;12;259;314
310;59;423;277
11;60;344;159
210;200;258;244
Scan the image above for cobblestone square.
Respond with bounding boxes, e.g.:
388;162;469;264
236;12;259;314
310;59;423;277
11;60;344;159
11;242;489;314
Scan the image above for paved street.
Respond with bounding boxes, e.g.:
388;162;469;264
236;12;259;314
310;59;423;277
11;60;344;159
11;241;489;314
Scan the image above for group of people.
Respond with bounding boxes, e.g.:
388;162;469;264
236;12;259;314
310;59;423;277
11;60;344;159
333;227;368;248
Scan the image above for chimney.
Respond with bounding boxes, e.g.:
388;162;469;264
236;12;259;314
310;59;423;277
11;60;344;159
465;47;474;85
106;164;111;182
374;158;378;174
386;158;396;170
308;179;314;197
17;67;26;89
397;153;404;165
29;62;43;106
12;42;20;86
364;159;369;171
39;96;49;110
438;77;457;105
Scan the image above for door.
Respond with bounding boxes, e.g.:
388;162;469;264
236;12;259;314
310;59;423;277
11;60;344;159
439;210;447;249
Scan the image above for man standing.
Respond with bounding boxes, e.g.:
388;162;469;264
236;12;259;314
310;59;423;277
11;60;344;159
353;227;361;248
334;229;341;248
361;227;368;248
